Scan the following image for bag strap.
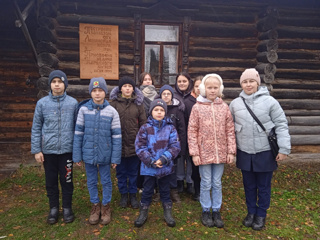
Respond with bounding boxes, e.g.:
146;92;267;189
241;97;267;133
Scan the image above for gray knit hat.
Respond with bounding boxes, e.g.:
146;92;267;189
89;77;108;94
149;99;167;115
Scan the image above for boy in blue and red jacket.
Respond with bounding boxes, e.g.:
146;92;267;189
134;99;181;228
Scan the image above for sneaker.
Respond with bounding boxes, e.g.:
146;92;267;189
100;203;111;225
212;211;224;228
201;211;214;227
89;203;101;225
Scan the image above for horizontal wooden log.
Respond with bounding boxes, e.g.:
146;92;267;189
278;16;320;28
272;79;320;90
0;96;37;104
190;37;257;49
272;89;320;99
277;39;320;51
256;63;276;75
188;57;256;68
190;48;256;59
277;50;319;60
258;29;278;40
275;69;320;80
287;116;320;126
289;126;320;135
278;99;320;110
276;60;320;70
284;110;320;116
37;53;59;68
257;39;278;52
1;113;34;121
0;103;36;111
291;135;320;145
277;25;320;39
256;50;278;63
256;16;278;32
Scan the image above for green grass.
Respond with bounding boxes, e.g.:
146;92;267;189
0;163;319;239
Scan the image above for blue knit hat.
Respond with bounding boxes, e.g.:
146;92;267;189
159;85;174;100
89;77;108;94
149;99;167;115
48;70;68;89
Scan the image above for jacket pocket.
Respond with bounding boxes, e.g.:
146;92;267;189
234;123;242;133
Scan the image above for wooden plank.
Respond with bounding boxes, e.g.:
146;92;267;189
287;116;320;126
291;135;320;145
289;126;320;135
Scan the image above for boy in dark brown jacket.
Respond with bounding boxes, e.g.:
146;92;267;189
110;76;147;209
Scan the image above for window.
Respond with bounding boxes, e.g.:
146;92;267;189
143;24;181;86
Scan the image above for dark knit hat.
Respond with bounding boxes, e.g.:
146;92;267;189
159;85;174;100
149;99;167;115
119;76;135;90
89;77;108;94
48;70;68;89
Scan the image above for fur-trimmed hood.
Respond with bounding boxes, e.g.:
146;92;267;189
109;86;145;105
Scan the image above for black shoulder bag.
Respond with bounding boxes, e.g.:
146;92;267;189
241;97;279;158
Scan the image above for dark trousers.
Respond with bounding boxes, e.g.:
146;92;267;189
43;153;73;209
137;161;144;189
191;156;201;194
141;175;171;206
116;155;139;194
241;170;273;218
169;157;178;189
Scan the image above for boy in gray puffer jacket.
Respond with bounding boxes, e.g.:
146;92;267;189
31;70;78;225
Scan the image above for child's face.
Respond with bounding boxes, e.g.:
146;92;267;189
51;78;65;96
193;79;201;97
152;106;165;121
91;88;106;104
205;78;220;101
241;79;259;95
142;74;152;86
177;75;189;92
161;90;172;105
121;84;134;98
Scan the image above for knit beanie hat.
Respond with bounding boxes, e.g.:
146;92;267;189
199;73;224;97
240;68;261;85
89;77;108;94
159;85;174;100
48;70;68;89
149;99;167;116
119;76;136;90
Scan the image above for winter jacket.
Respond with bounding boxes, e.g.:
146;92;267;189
188;95;236;165
73;99;122;165
135;116;181;178
31;92;78;155
229;86;291;155
174;78;193;101
184;92;197;128
109;87;147;157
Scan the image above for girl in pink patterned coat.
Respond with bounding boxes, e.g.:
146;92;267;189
188;74;236;228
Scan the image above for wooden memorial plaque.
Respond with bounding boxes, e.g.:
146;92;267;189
79;23;119;80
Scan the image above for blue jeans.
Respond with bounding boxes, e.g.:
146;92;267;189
241;170;273;217
141;175;171;206
199;163;224;212
116;155;140;194
85;163;112;206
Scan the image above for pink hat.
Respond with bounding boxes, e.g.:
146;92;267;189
240;68;261;85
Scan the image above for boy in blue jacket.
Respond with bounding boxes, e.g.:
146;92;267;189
31;70;78;224
73;77;122;225
134;99;181;228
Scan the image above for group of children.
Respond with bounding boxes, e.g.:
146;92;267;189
31;69;236;228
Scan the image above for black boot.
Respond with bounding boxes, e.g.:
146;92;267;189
186;183;194;194
134;205;149;227
63;208;75;223
252;216;266;231
201;211;214;227
163;202;176;227
119;193;128;208
47;207;59;224
212;211;224;228
129;193;139;209
177;180;184;193
242;213;255;227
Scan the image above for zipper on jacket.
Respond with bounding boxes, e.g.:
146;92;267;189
211;103;219;162
57;98;61;153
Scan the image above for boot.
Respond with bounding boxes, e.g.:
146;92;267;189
193;190;200;202
170;189;181;203
47;207;59;224
119;193;128;208
101;203;111;225
186;183;194;194
201;211;214;227
252;216;266;231
63;208;74;223
212;211;224;228
129;193;140;209
89;203;101;225
163;203;176;227
177;180;184;193
242;213;255;227
134;205;149;228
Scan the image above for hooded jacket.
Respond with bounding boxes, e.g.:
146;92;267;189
31;92;78;155
135;116;181;178
109;87;147;157
188;95;236;165
73;99;122;165
229;86;291;155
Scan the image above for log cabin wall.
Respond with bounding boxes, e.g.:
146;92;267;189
0;0;39;177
